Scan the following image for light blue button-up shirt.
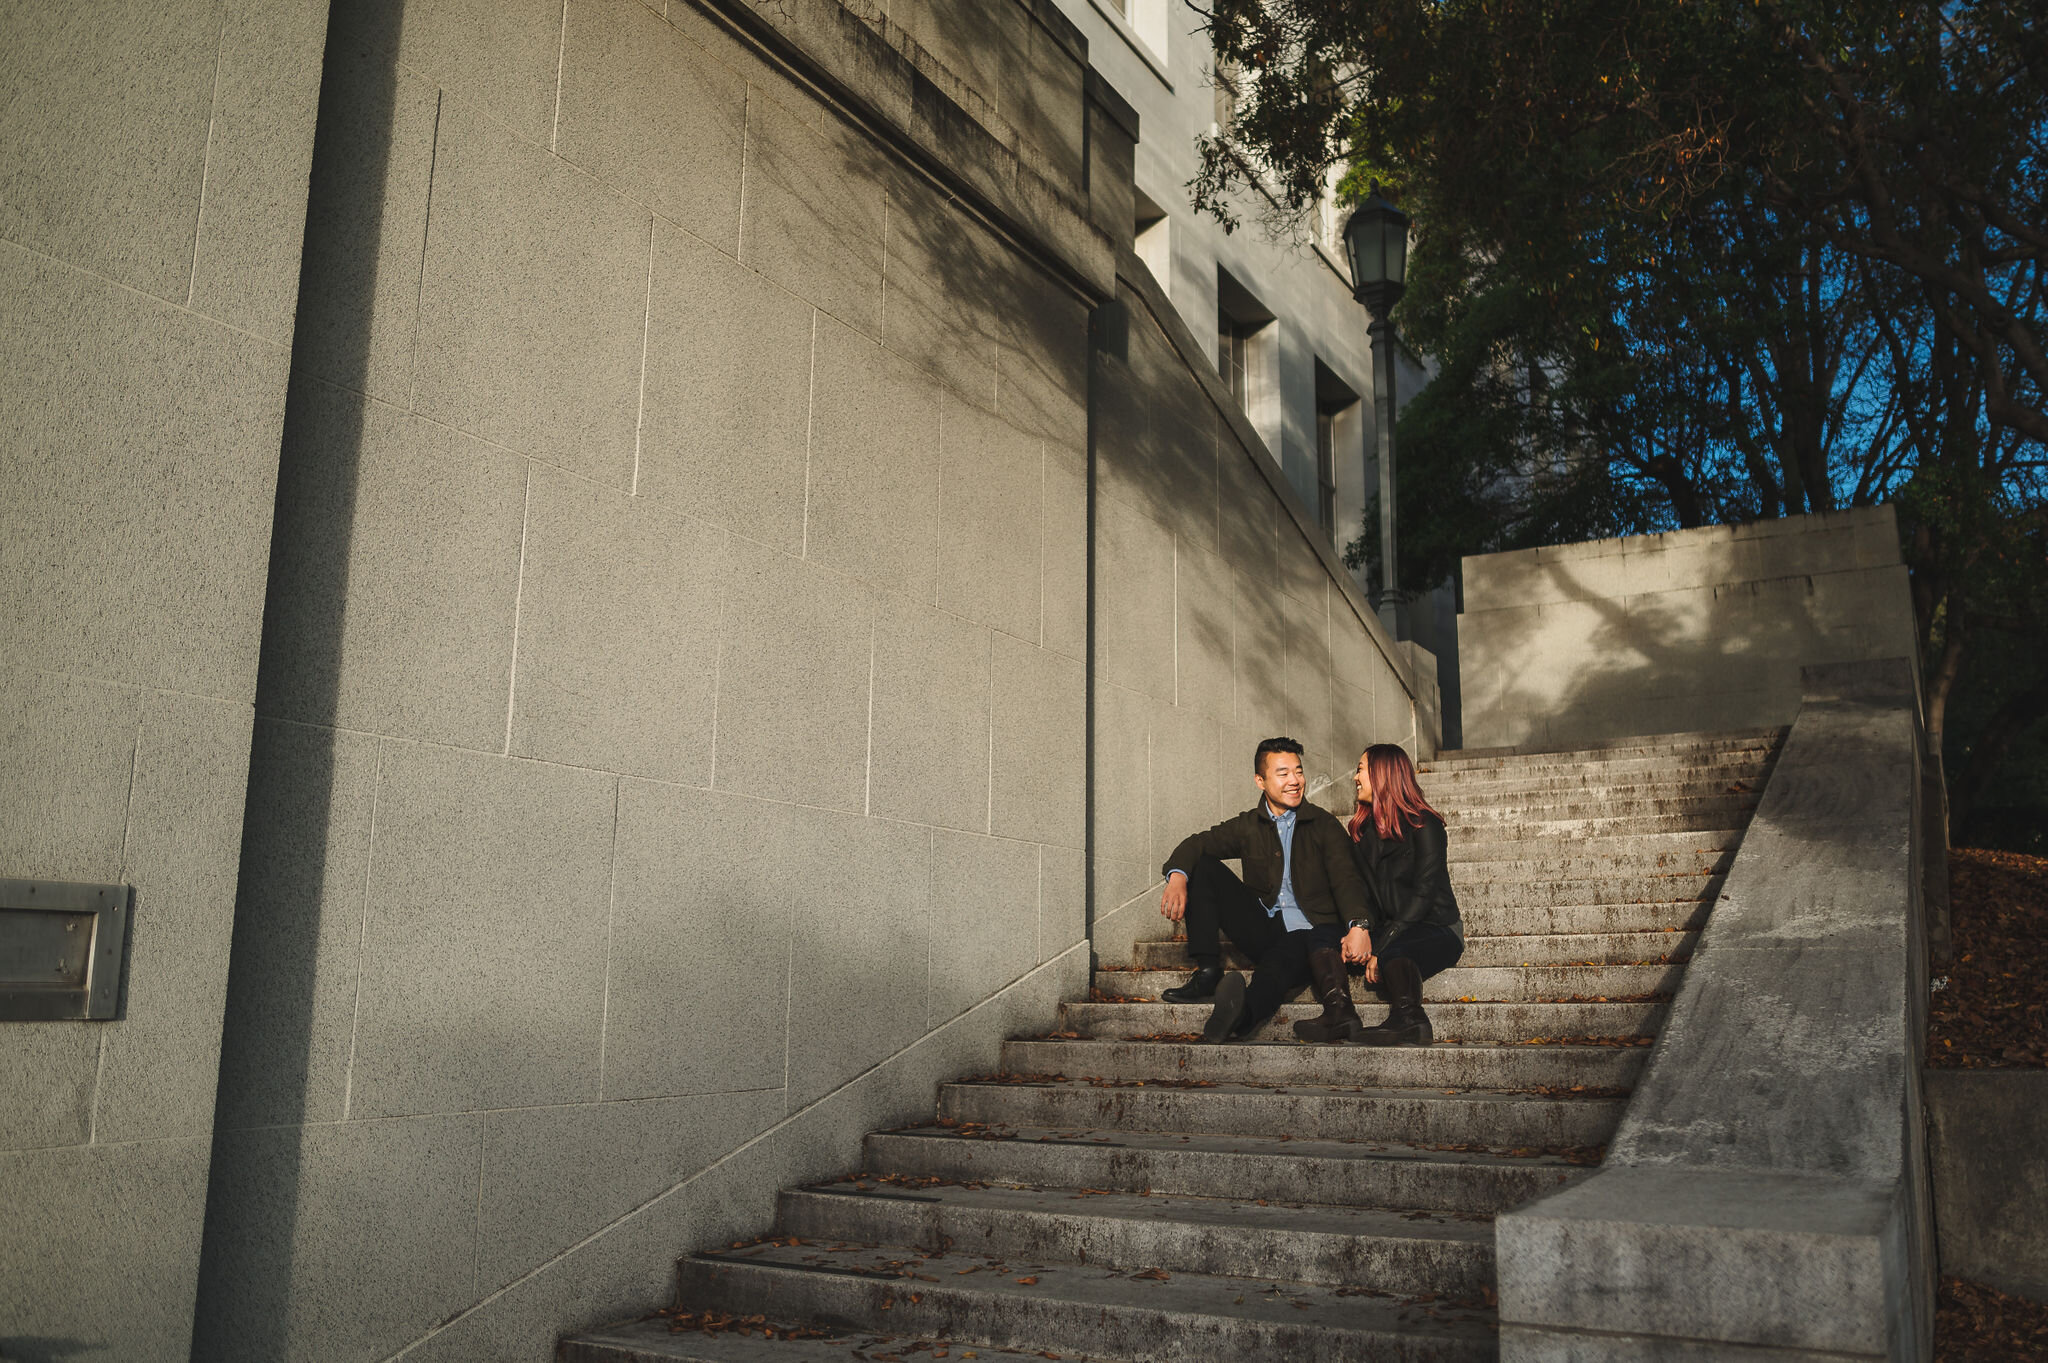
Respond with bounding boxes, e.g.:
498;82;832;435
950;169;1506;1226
1266;801;1314;933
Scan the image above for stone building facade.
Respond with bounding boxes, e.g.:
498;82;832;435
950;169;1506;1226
1;2;1428;1360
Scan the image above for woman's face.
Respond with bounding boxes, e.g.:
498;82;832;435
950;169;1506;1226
1354;752;1373;804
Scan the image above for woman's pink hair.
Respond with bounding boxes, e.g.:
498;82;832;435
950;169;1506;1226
1347;743;1443;842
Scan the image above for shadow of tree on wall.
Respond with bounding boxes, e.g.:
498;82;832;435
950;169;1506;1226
1468;554;1863;748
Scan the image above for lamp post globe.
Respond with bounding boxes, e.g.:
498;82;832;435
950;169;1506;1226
1343;189;1411;316
1344;189;1412;639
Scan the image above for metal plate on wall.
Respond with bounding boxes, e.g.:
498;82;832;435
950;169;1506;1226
0;878;130;1020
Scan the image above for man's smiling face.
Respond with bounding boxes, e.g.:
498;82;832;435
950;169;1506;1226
1256;751;1306;811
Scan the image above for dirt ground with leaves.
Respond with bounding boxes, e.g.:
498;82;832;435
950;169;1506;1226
1936;1275;2048;1360
1929;848;2048;1067
1928;848;2048;1358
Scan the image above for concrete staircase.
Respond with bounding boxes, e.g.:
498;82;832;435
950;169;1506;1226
560;728;1782;1362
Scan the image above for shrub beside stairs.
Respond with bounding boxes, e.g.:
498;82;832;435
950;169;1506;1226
561;728;1785;1362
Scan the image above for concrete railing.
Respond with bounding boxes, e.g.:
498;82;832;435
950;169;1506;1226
1497;658;1934;1361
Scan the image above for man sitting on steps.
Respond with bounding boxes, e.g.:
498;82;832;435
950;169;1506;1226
1157;737;1374;1044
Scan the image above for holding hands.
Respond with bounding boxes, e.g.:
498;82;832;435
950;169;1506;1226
1342;924;1378;982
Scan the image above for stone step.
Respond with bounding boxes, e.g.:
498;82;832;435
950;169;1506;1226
996;1039;1646;1092
938;1078;1626;1147
1441;781;1761;810
1447;809;1756;843
1460;930;1692;967
1421;728;1783;771
665;1243;1498;1363
1433;783;1770;819
863;1126;1592;1216
1098;962;1683;1003
1126;930;1693;971
1056;998;1666;1044
1458;898;1709;937
1421;757;1773;796
1449;828;1740;867
776;1181;1494;1295
563;1322;993;1363
1452;871;1720;909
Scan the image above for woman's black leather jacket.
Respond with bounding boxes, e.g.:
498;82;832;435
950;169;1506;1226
1349;812;1463;951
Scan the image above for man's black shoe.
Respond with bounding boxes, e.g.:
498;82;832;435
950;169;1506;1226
1162;964;1225;1003
1198;972;1247;1043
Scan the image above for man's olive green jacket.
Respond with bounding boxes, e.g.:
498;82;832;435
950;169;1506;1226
1163;800;1371;929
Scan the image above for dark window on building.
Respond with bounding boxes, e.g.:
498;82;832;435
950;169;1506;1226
1316;405;1339;532
1216;267;1275;423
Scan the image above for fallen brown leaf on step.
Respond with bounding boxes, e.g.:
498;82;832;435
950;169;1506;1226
1014;1276;1039;1285
1131;1267;1171;1281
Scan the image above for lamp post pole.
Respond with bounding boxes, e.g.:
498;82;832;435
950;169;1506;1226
1343;187;1413;641
1367;311;1404;639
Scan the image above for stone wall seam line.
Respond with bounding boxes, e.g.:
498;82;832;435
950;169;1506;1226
338;738;391;1123
1037;440;1050;649
735;82;754;263
378;937;1091;1362
114;716;143;880
183;1;230;309
594;777;624;1102
800;306;819;557
550;0;571;153
630;218;656;496
404;90;446;413
861;616;879;816
926;829;937;1031
472;1103;487;1296
0;235;293;353
503;464;536;756
986;632;997;835
706;560;733;792
1035;843;1046;963
781;870;797;1109
209;1085;796;1137
87;711;142;1142
83;1030;108;1146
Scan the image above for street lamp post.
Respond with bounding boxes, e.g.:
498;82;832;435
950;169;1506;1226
1343;189;1412;640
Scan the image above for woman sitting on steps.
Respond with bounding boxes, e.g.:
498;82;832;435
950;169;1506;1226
1338;744;1465;1046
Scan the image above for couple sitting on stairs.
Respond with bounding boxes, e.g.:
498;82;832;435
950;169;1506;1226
1157;736;1464;1044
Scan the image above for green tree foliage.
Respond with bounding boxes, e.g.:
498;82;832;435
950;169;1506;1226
1191;0;2047;843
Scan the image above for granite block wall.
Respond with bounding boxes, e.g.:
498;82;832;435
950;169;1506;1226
0;3;330;1359
193;2;1095;1358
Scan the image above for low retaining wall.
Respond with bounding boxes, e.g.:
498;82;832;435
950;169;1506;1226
1925;1069;2048;1301
1496;658;1934;1361
1459;506;1917;750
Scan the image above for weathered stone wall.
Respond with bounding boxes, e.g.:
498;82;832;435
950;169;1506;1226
1498;659;1935;1360
1087;254;1432;967
192;2;1104;1359
1925;1069;2048;1301
1459;504;1916;751
0;3;330;1360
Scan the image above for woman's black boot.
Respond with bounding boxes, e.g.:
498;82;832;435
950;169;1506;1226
1291;948;1365;1043
1358;956;1432;1046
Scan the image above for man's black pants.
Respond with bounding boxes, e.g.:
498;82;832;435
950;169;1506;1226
1181;858;1342;1027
